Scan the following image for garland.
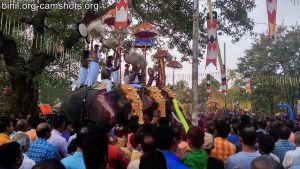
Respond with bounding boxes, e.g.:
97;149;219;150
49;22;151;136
147;87;166;117
120;84;143;124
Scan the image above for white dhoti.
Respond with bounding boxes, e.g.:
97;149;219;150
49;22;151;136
101;79;112;92
85;62;100;87
124;75;129;84
76;67;88;88
112;70;120;84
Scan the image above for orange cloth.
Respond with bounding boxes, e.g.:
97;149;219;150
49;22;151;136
210;137;236;162
0;133;11;145
26;129;37;141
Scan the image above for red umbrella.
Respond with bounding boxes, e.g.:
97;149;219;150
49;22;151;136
133;23;158;39
167;58;183;86
153;50;171;87
102;9;131;27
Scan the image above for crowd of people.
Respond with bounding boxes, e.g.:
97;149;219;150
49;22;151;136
0;112;300;169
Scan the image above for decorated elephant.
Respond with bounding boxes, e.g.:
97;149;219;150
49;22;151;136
61;85;155;125
62;82;188;131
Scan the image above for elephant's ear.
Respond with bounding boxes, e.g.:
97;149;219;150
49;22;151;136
97;92;117;118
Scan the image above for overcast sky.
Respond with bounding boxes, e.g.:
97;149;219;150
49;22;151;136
165;0;300;79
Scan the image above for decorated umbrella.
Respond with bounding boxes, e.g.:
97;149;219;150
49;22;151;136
134;23;158;85
167;58;183;86
153;50;171;87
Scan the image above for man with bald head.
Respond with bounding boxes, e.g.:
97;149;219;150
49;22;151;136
251;155;283;169
283;131;300;168
26;123;57;164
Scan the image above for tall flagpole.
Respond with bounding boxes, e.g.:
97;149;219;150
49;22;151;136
224;42;227;109
192;0;199;119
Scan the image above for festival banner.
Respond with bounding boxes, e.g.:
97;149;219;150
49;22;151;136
207;74;211;97
206;11;218;68
266;0;277;39
115;0;129;31
245;74;251;94
221;66;227;95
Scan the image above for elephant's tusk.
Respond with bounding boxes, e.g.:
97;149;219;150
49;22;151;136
171;112;182;124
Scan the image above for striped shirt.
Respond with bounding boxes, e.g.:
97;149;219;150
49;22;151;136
211;137;236;162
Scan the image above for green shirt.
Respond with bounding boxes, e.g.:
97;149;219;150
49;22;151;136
183;149;208;169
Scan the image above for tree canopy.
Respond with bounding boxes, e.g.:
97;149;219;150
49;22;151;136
237;25;300;114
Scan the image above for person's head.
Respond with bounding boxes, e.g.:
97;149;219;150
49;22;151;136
241;115;251;126
294;131;300;146
36;123;52;140
251;155;283;169
129;120;139;133
76;126;94;149
94;44;99;51
216;120;230;138
279;125;291;140
141;133;156;153
32;159;66;169
83;50;90;59
107;56;114;63
258;134;275;154
28;116;41;130
15;119;29;132
187;126;205;149
0;142;24;168
12;132;30;153
154;125;177;152
206;122;216;136
240;127;257;146
51;116;65;132
130;133;143;150
82;131;108;169
139;150;168;169
258;120;267;129
0;116;13;135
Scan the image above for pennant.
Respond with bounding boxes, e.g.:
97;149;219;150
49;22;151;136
245;74;251;94
266;0;277;39
206;11;218;68
207;74;211;97
221;66;227;95
115;0;129;31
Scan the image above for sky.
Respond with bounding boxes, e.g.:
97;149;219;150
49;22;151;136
163;0;300;84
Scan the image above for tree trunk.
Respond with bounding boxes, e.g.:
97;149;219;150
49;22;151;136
10;74;39;116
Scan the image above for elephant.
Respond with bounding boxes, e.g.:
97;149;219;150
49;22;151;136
61;87;155;125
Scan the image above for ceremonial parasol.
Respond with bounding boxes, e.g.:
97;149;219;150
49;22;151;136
133;23;158;38
153;50;171;87
167;58;183;86
133;23;158;85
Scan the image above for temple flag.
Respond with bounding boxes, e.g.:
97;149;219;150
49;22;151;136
115;0;129;31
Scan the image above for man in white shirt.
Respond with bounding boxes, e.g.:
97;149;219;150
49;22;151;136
12;132;36;169
283;131;300;169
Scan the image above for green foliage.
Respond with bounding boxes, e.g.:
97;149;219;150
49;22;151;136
34;73;70;105
237;25;300;114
